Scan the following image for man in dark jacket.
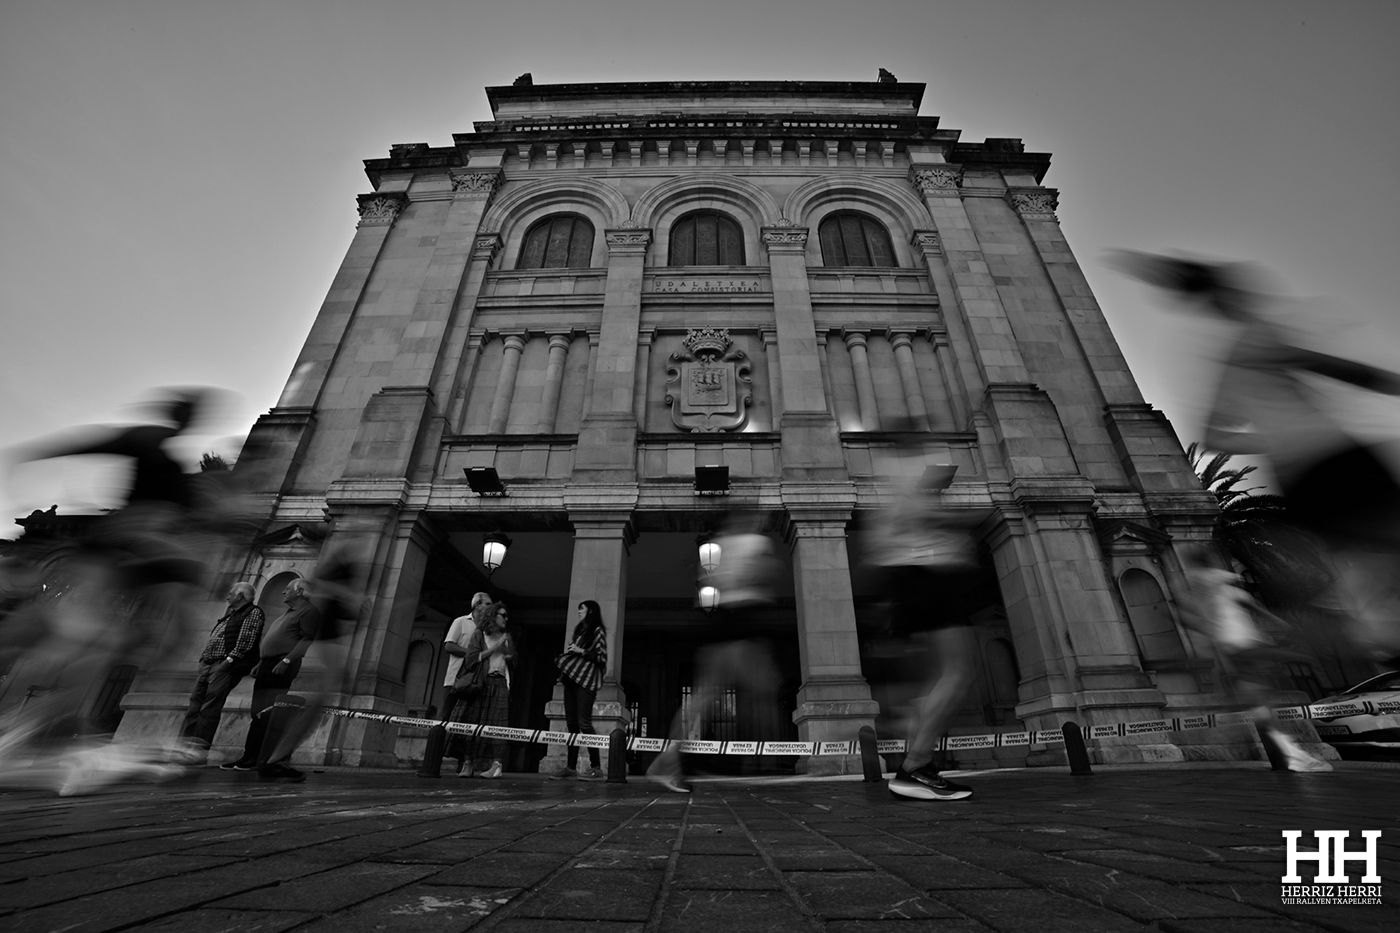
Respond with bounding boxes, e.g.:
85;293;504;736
221;579;320;780
179;582;263;762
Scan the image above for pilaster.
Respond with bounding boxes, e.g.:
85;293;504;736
764;224;847;480
574;228;651;480
783;503;879;775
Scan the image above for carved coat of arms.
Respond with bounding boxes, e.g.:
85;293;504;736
664;328;753;433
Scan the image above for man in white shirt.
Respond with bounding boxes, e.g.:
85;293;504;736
442;592;490;775
443;592;490;700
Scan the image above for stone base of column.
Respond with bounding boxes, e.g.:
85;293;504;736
539;684;630;775
792;679;881;776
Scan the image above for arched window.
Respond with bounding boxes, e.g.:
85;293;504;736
1119;569;1187;666
818;212;897;267
517;214;595;269
669;211;745;266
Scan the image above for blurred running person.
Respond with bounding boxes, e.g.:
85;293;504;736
1115;252;1400;668
647;517;783;794
868;474;981;802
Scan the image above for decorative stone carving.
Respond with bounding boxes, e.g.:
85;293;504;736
910;230;942;256
605;229;652;250
665;328;753;433
449;171;502;200
909;166;964;193
356;193;407;226
762;226;808;248
1006;187;1060;220
472;234;502;262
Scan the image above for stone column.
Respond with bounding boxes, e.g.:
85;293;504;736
764;224;847;479
537;333;573;433
542;512;636;773
317;504;438;768
842;330;880;431
238;189;407;498
446;331;486;432
574;228;651;479
889;330;931;431
579;329;600;421
928;331;969;429
785;509;880;775
762;329;783;427
487;333;527;434
633;330;654;429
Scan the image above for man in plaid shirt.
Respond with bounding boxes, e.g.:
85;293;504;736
179;582;264;759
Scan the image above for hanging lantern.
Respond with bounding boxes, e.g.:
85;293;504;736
697;538;721;576
698;584;720;614
482;531;513;577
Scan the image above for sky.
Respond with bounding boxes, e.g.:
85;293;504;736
3;0;1399;534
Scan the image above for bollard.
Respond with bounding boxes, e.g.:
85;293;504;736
417;724;447;778
857;726;883;782
1256;724;1289;771
606;728;628;784
258;695;307;767
1062;721;1093;775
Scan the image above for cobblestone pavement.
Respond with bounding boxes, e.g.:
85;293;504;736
0;762;1395;932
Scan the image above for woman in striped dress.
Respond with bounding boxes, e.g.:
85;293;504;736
552;600;607;780
458;601;517;779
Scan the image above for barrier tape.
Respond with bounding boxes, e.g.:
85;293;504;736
277;696;1391;757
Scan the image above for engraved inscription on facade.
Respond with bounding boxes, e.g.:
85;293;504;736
654;278;763;293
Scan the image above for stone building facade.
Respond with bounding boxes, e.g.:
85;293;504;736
116;77;1284;771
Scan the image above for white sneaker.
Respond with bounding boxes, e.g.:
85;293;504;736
479;761;502;779
1271;731;1333;772
456;762;474;778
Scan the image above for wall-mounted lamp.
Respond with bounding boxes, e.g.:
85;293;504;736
697;584;720;615
482;531;513;577
466;466;508;496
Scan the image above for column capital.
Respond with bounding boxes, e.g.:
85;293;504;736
449;169;503;201
604;227;652;252
500;332;528;352
841;329;870;349
472;233;502;262
887;329;917;351
908;165;964;194
909;229;943;257
762;224;809;250
1006;187;1060;221
356;192;408;227
546;333;573;351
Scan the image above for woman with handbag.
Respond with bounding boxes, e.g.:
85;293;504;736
456;600;517;779
551;600;608;781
